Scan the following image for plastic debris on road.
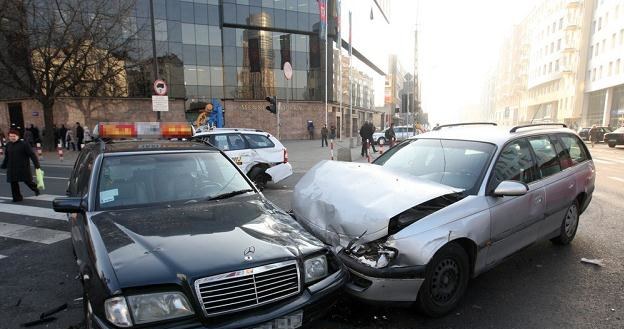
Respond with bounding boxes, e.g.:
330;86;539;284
580;258;605;267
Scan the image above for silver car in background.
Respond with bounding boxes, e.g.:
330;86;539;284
293;123;595;317
372;125;418;145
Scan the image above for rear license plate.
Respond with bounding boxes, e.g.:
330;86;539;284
253;311;303;329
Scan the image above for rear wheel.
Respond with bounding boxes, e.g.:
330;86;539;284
608;143;616;148
417;242;470;317
551;201;579;245
377;137;386;145
248;166;269;191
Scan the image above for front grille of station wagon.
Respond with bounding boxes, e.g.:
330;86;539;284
194;260;301;316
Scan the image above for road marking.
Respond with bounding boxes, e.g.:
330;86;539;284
592;158;615;165
609;176;624;184
0;254;6;260
26;194;65;202
0;222;69;244
0;203;67;221
0;173;68;180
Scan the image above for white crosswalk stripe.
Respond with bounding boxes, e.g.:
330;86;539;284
609;176;624;184
592;158;616;165
0;201;67;221
0;222;70;244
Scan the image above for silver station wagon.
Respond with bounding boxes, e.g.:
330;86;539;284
292;123;595;317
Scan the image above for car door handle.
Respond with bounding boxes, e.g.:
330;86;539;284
568;183;575;189
534;196;543;204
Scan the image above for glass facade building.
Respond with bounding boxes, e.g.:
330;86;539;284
125;0;330;108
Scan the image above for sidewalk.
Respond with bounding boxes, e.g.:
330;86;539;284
35;139;382;170
283;139;382;173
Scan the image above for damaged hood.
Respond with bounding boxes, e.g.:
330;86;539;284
91;195;324;288
293;161;463;246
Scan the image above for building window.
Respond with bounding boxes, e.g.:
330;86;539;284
549;62;552;73
589;45;593;59
550;42;554;53
609;62;612;76
587;70;591;82
555;60;559;71
613;33;617;49
595;43;599;56
557;39;561;50
598;17;602;31
559;18;563;30
599;66;603;79
616;59;621;74
592;20;596;34
592;68;596;81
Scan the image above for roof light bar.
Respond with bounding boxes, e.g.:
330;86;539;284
95;122;192;139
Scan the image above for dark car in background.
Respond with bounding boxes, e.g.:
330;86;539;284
53;122;347;329
604;127;624;147
578;126;612;141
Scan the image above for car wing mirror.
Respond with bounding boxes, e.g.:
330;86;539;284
53;197;85;213
493;181;528;197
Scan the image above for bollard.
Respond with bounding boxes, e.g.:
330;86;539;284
0;144;3;157
57;143;64;162
366;140;371;163
36;143;43;160
330;139;334;160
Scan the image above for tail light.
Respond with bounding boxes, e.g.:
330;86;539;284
283;148;288;163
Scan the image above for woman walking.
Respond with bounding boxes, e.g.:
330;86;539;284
1;129;41;202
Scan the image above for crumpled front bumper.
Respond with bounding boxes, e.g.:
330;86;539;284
266;163;293;183
339;252;425;303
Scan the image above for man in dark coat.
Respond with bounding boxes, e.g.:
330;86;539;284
359;122;368;157
59;124;68;148
1;129;41;202
366;122;377;153
76;122;84;151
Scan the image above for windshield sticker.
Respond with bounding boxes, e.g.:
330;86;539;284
100;189;119;204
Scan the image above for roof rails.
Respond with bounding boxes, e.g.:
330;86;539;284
433;122;497;131
509;123;567;133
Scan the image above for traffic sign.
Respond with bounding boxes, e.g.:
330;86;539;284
283;62;292;80
153;79;168;96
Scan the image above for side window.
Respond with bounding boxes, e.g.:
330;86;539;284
243;134;275;149
76;153;95;196
491;139;538;188
227;134;247;150
528;136;561;178
560;134;588;165
208;134;229;150
551;136;573;170
68;152;87;195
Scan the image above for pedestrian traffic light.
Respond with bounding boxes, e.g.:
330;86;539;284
265;96;277;114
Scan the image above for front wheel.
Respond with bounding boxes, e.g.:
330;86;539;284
608;143;616;148
377;137;386;145
416;242;470;317
551;201;579;245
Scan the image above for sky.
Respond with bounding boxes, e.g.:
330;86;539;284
388;0;541;124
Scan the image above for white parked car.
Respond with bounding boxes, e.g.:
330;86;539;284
372;125;418;145
193;127;292;190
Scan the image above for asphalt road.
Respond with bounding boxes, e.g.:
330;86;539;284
0;143;623;329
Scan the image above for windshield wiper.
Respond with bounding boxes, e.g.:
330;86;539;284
207;189;254;201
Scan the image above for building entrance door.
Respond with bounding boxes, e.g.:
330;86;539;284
8;102;24;132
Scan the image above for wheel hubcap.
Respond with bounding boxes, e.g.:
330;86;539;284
430;258;460;304
564;204;578;237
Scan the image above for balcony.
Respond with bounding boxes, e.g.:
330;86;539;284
566;0;580;8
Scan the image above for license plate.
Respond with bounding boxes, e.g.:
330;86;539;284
253;311;303;329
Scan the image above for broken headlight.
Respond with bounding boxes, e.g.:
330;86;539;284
348;241;398;269
304;255;328;283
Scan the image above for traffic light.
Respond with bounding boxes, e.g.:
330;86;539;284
265;96;277;114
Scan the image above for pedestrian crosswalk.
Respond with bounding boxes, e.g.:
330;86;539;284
0;194;69;261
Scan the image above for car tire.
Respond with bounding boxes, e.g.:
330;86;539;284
608;143;616;148
377;137;386;145
551;200;579;245
416;242;470;317
248;166;268;191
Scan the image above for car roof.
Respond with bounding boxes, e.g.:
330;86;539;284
194;127;269;135
90;139;218;155
413;125;578;146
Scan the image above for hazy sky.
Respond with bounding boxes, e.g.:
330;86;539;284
389;0;540;124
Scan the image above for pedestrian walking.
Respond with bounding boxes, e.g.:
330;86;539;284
59;124;68;148
29;124;41;144
0;127;5;147
83;125;92;144
385;123;396;147
359;122;367;157
307;121;315;140
366;122;377;153
330;125;336;140
321;124;329;147
588;124;598;148
23;128;34;147
0;129;41;202
66;129;76;151
75;122;84;151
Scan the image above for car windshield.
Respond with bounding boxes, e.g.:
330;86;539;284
613;127;624;133
374;139;496;194
97;152;253;209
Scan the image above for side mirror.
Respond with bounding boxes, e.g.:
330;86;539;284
493;181;528;197
53;197;85;213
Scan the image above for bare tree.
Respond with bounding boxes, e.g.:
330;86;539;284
0;0;139;149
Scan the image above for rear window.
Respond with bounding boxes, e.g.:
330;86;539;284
243;134;275;149
559;135;588;165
